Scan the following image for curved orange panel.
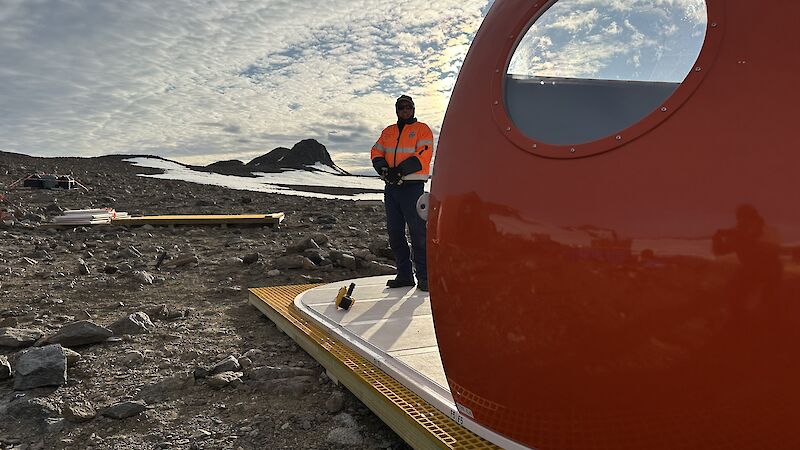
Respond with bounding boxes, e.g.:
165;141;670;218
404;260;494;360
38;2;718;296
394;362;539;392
429;1;800;448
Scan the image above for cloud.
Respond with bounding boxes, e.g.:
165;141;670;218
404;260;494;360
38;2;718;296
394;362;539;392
0;0;491;167
509;0;707;82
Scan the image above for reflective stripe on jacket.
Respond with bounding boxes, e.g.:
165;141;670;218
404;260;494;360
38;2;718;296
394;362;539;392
371;121;434;181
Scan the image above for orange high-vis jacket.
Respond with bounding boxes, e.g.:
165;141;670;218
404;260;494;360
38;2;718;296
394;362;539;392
370;121;433;182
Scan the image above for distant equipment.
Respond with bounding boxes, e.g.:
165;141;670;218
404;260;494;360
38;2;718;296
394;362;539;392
335;283;357;310
7;174;88;191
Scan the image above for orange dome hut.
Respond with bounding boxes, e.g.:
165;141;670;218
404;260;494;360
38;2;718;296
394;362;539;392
429;0;800;449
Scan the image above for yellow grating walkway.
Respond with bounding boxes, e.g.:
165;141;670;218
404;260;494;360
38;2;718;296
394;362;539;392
249;285;499;450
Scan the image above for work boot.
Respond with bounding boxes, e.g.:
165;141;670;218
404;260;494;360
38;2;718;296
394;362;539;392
386;277;415;288
417;279;428;292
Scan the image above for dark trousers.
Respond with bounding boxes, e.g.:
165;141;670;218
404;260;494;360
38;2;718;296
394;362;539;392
385;183;427;282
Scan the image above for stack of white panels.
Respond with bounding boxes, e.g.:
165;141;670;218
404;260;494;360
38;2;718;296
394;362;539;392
52;208;129;225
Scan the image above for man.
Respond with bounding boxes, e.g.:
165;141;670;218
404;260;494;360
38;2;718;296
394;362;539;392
371;95;433;291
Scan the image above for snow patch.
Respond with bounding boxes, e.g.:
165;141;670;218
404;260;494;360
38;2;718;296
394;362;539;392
125;157;384;201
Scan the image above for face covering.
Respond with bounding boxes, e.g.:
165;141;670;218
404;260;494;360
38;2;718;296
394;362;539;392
396;109;417;132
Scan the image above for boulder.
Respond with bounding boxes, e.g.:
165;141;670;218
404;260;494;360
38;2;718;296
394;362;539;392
369;239;394;259
42;320;112;347
209;355;241;376
274;255;313;270
63;400;96;423
308;233;330;246
241;253;260;265
242;349;265;362
302;248;327;265
237;356;253;369
326;427;363;446
13;344;67;390
63;348;82;367
302;258;317;270
4;397;61;426
133;271;155;285
325;391;346;414
102;401;147;420
109;312;154;336
338;254;357;270
206;371;243;389
352;249;374;261
0;327;43;349
147;304;188;321
193;366;209;379
170;254;199;268
77;258;90;275
120;350;145;367
0;355;11;380
137;371;194;404
287;237;320;254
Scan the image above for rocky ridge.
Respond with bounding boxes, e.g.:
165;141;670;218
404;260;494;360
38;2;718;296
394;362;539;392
194;139;349;177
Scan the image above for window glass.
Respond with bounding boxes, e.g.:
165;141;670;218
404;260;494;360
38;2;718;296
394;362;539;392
505;0;707;146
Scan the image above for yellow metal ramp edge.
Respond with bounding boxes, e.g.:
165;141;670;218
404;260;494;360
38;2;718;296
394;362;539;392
249;285;499;450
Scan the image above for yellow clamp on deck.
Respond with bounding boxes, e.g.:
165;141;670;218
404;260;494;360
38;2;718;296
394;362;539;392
335;283;356;310
248;285;499;450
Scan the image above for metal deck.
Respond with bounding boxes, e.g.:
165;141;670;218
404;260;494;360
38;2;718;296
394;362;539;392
249;283;499;449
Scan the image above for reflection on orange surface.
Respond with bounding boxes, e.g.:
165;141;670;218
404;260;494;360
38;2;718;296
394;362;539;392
712;205;784;327
430;193;800;449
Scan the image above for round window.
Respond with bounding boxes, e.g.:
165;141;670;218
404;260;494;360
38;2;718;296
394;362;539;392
504;0;708;147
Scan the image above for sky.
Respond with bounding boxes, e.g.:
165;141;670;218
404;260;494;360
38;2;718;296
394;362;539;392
0;0;493;174
509;0;707;82
1;0;707;175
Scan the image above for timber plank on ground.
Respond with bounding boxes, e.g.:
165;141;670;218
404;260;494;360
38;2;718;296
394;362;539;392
112;213;284;227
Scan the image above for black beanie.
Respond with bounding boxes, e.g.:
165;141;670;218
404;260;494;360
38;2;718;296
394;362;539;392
395;95;414;108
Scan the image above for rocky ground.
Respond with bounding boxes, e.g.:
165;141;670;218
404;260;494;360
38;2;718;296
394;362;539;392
0;152;406;450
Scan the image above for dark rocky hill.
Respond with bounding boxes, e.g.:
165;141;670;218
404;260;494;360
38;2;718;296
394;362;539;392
245;147;291;171
194;139;348;177
245;139;346;174
195;159;256;177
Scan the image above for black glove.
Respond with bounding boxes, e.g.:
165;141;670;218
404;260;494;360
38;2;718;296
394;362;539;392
385;167;403;185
